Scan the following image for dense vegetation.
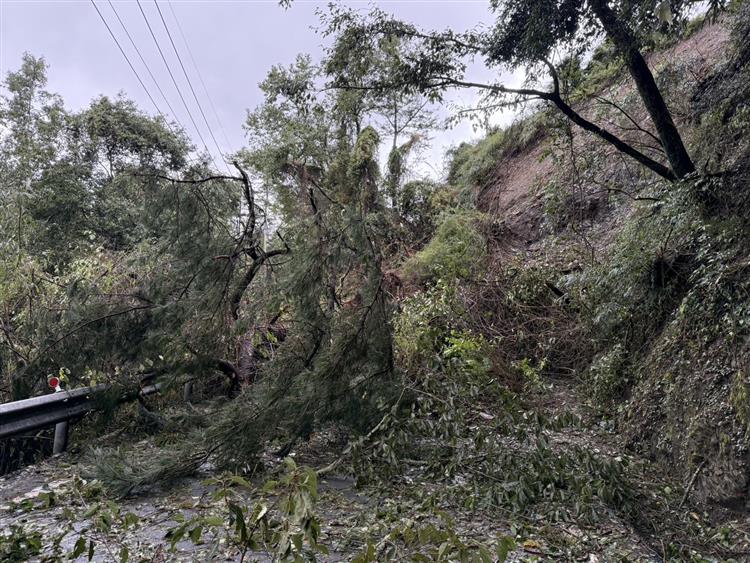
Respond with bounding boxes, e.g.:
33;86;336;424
2;0;750;561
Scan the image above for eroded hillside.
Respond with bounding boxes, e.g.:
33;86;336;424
450;17;749;507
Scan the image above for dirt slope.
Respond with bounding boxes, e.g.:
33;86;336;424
478;22;731;250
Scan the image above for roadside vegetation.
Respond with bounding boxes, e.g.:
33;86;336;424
2;1;750;561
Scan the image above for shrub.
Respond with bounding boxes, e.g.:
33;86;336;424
402;212;486;282
585;343;628;406
730;369;750;431
394;279;462;373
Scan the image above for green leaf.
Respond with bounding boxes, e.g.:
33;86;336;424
71;536;86;558
123;512;140;529
229;475;253;489
169;524;187;550
496;536;515;562
203;516;225;527
438;540;451;559
228;503;248;543
292;532;304;552
83;505;99;518
262;479;279;493
283;456;297;471
189;525;202;544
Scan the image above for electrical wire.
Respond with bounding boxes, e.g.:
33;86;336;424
106;0;187;136
91;0;198;167
166;0;233;153
136;0;218;170
90;0;161;115
153;0;229;173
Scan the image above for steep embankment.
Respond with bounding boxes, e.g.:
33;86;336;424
463;19;750;509
478;22;730;251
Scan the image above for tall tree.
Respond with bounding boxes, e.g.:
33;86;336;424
0;54;66;260
325;32;436;209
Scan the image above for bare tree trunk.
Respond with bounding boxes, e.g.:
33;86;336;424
590;0;695;178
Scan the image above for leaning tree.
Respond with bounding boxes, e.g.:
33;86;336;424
323;0;727;181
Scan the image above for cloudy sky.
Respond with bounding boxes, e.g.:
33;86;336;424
1;1;516;177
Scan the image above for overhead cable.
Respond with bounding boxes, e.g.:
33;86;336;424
90;0;161;115
106;0;187;135
166;0;233;153
136;0;218;170
154;0;228;172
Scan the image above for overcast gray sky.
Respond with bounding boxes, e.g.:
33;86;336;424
1;1;514;177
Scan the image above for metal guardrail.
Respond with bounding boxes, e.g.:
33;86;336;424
0;381;162;452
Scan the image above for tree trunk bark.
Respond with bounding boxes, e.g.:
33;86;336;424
589;0;695;179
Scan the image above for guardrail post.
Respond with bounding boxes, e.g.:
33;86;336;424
49;376;69;455
52;419;69;455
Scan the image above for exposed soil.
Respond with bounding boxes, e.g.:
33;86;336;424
478;22;731;253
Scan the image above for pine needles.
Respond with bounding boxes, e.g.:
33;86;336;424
84;445;210;497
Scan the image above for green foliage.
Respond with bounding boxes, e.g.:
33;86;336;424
447;118;544;191
585;343;628;406
730;370;750;430
166;458;328;561
513;357;547;391
352;126;381;174
395;280;461;373
0;54;249;403
691;5;750;180
576;192;697;349
396;281;492;382
396;180;440;241
367;259;634;526
355;338;634;525
442;330;493;380
0;526;42;562
403;213;486;282
197;78;400;471
86;444;208;497
352;506;515;562
5;6;750;559
569;40;624;99
485;0;726;68
541;180;570;230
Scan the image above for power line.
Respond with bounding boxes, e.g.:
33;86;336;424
90;0;161;116
90;0;197;168
136;0;218;170
106;0;187;136
166;0;233;153
153;0;228;172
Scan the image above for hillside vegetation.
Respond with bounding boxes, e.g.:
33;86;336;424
2;1;750;561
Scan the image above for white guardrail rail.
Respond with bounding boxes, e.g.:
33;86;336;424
0;378;162;453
